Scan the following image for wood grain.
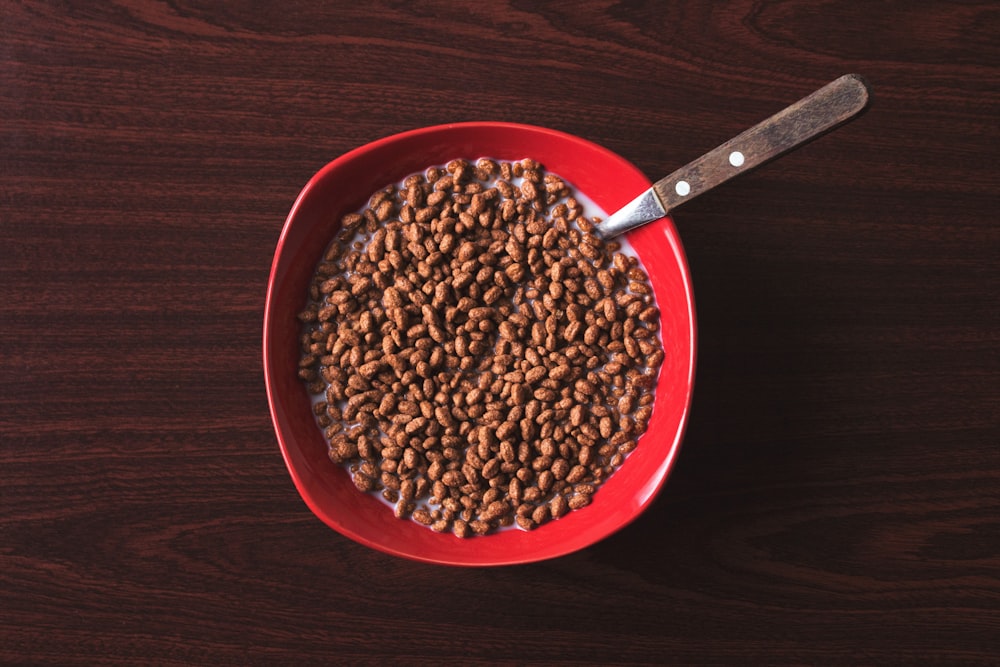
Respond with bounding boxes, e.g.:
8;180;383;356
2;1;998;664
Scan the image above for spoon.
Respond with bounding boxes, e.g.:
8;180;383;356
595;74;871;239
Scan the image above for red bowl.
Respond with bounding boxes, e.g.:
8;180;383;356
263;122;696;566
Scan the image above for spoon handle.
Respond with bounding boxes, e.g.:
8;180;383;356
651;74;871;213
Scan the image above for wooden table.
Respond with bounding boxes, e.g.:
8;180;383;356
3;2;998;664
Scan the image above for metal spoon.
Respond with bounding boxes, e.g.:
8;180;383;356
595;74;871;239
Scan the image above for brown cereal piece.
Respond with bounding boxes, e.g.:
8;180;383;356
515;515;535;530
469;520;491;536
453;519;470;538
550;494;569;519
412;508;434;526
531;504;551;525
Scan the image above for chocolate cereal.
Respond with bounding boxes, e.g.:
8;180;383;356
297;158;663;536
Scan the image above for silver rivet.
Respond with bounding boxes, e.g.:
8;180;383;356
675;180;690;196
729;151;745;167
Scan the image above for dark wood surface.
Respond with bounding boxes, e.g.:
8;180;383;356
3;2;998;664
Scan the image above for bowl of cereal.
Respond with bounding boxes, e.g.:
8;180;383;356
263;122;696;566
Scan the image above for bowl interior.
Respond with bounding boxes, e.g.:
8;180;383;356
263;122;696;566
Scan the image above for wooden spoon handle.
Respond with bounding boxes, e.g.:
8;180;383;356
652;74;871;213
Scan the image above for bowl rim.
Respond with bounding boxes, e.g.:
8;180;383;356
263;121;697;565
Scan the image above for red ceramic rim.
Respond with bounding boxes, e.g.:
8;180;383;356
263;122;696;566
